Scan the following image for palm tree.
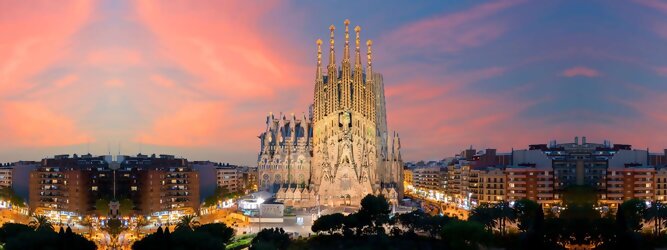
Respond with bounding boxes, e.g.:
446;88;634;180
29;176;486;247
469;204;497;232
494;201;516;236
175;215;200;231
29;215;54;231
644;201;667;236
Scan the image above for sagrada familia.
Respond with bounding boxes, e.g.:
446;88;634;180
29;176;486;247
257;20;403;207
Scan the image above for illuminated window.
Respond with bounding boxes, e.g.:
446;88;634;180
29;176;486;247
91;186;98;191
131;186;138;191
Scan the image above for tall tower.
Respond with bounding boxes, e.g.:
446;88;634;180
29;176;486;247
310;20;397;207
263;20;402;208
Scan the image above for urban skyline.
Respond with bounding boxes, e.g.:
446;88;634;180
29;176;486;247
4;1;667;167
4;1;667;249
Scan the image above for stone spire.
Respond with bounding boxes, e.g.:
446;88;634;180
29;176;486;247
316;39;323;81
355;26;362;67
341;19;352;110
327;24;339;113
314;39;323;121
366;40;373;78
354;25;363;113
366;40;374;119
328;25;336;66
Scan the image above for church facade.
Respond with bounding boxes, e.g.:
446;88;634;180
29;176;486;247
257;20;403;207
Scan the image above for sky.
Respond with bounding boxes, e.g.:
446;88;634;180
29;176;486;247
2;0;667;166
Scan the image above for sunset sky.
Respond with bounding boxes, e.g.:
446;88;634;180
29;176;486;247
2;0;667;166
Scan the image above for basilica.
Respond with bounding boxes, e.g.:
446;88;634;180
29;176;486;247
257;20;403;207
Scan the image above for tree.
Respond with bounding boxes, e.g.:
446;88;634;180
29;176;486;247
204;186;237;207
195;223;235;244
397;210;427;232
357;194;391;234
95;198;110;217
0;222;95;250
29;215;54;231
250;228;291;250
513;199;541;233
441;220;492;250
617;198;647;233
119;198;134;216
521;204;546;249
0;187;24;207
175;215;200;232
493;201;516;236
644;201;667;236
469;204;497;232
133;223;233;250
312;213;345;234
0;223;32;242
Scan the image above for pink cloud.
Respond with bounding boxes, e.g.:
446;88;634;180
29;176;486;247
384;0;524;54
385;81;551;160
634;0;667;13
561;66;600;77
104;79;125;88
654;66;667;76
53;74;79;88
86;49;144;67
0;102;91;147
131;0;309;150
0;0;94;147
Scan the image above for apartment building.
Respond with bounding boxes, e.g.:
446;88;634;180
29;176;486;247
412;167;442;191
134;155;200;214
29;154;200;216
0;165;13;188
477;168;506;204
216;165;240;192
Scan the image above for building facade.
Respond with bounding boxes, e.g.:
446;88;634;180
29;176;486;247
406;137;667;209
216;165;240;193
258;20;403;207
0;165;13;188
29;154;200;216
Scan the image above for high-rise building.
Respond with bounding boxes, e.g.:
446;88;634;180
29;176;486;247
29;154;200;217
29;154;102;215
128;154;200;214
259;20;403;207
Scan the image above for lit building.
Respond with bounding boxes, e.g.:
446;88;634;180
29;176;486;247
259;20;403;207
655;168;667;202
216;164;240;193
29;154;100;215
132;155;200;215
29;154;200;217
239;166;258;193
408;137;667;209
0;165;13;188
403;167;413;186
412;167;441;191
476;167;506;204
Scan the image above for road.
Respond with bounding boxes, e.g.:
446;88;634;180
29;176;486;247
405;193;470;220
